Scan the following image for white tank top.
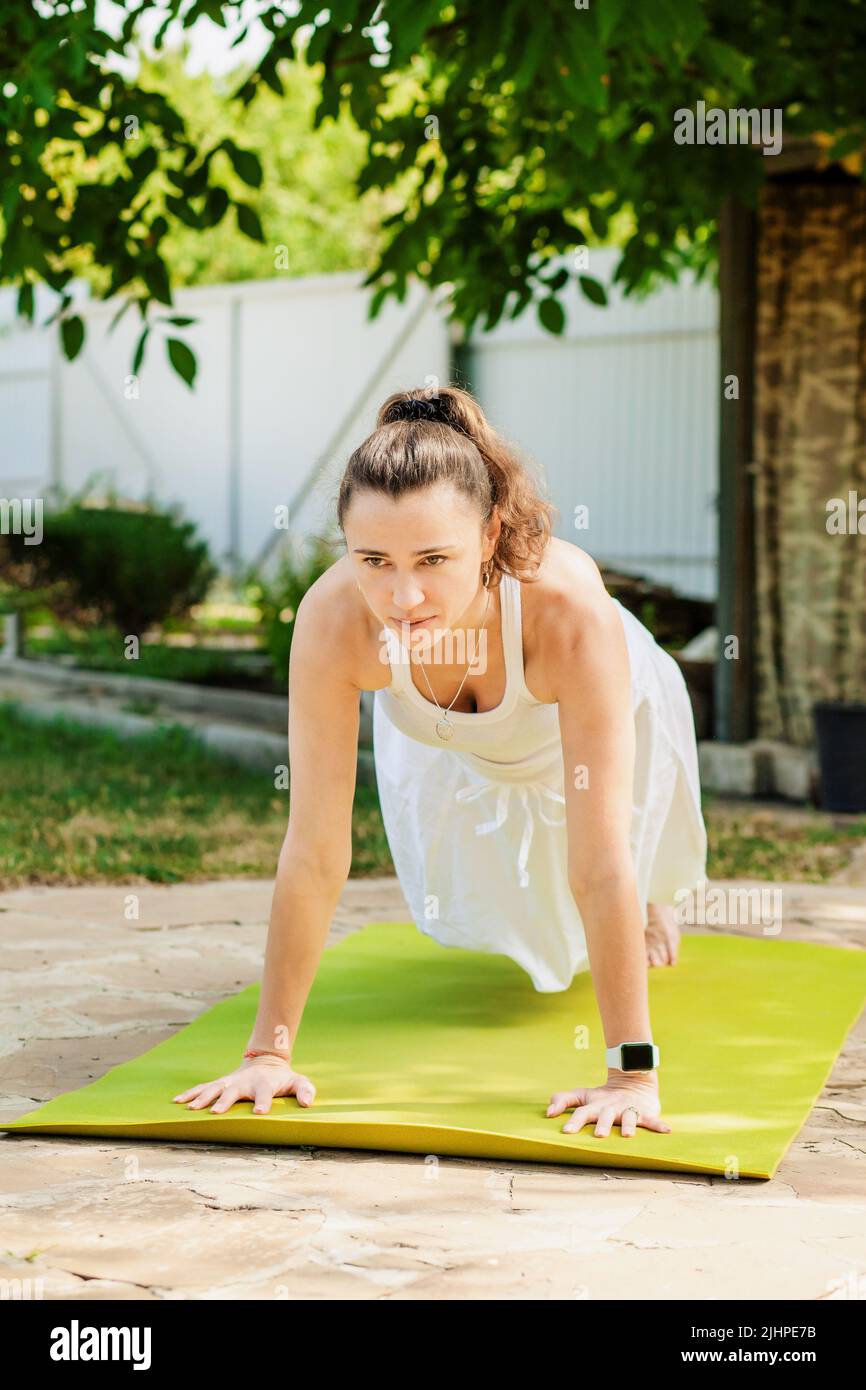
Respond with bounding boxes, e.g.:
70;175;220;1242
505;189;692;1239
376;572;565;787
376;572;570;891
372;570;708;991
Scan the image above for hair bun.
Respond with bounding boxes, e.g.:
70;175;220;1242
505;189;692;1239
386;395;447;425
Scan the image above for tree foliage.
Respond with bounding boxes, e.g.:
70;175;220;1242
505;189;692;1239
1;2;381;383
127;48;386;290
3;0;866;372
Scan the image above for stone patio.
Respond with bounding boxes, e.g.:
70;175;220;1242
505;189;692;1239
1;874;865;1301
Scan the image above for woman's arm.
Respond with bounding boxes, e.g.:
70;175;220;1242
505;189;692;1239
546;580;654;1083
556;592;650;1067
244;574;364;1063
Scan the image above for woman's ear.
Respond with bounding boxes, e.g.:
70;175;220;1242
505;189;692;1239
483;506;502;561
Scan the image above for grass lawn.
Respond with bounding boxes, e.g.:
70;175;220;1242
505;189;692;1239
0;703;390;887
0;704;863;889
702;794;866;881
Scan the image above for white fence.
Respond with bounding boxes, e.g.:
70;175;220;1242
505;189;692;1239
468;248;719;598
0;251;718;596
0;274;452;577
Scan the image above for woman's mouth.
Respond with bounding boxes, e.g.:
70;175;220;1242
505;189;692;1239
394;615;438;628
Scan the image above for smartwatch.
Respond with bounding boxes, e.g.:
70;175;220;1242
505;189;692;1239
605;1041;660;1072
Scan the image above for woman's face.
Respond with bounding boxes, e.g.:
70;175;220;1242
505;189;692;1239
344;481;499;644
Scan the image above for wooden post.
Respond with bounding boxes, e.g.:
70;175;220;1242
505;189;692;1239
716;196;757;742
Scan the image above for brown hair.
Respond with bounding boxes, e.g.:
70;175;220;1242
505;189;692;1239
336;385;557;585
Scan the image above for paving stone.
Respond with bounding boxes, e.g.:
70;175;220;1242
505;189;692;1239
1;873;865;1300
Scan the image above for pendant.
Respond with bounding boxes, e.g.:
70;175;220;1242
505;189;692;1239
435;717;453;741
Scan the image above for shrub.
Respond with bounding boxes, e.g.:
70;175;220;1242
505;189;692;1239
247;535;340;686
0;492;217;636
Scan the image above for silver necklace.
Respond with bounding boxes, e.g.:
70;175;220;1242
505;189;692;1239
416;572;493;741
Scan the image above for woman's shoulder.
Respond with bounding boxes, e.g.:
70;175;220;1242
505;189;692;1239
520;536;612;627
519;538;622;700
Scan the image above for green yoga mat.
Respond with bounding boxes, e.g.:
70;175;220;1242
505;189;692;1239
3;924;865;1180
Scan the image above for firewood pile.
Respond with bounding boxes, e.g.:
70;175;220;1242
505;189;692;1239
600;567;715;649
600;567;716;737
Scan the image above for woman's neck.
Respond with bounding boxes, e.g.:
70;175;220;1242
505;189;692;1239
456;577;498;642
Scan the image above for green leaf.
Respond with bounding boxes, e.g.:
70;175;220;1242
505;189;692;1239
513;20;551;92
129;146;158;181
109;297;134;335
45;292;73;329
60;315;85;361
221;140;264;189
143;258;172;305
132;327;150;375
159;316;196;328
17;282;34;321
542;267;569;292
366;283;390;320
562;26;609;111
236;203;264;242
579;275;608;306
166;194;204;230
203;186;229;227
595;0;626;45
538;297;566;335
588;204;609;240
509;286;534;320
166;337;197;389
258;53;285;97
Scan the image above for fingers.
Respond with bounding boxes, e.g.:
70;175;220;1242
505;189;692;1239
210;1084;243;1115
640;1115;673;1133
290;1074;316;1107
171;1068;318;1116
179;1082;228;1110
562;1106;594;1134
562;1107;672;1137
204;1078;241;1112
546;1089;585;1118
252;1084;273;1115
620;1107;638;1137
547;1091;674;1138
590;1104;621;1138
173;1085;207;1103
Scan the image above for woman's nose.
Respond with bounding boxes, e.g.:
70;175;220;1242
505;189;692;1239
391;578;426;610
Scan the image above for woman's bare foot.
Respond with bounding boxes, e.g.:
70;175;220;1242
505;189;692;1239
645;903;680;967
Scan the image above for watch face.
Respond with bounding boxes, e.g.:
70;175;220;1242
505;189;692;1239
621;1043;655;1071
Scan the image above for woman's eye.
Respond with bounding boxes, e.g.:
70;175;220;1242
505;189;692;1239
362;555;445;568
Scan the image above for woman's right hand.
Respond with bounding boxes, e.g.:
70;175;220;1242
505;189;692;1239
172;1056;316;1116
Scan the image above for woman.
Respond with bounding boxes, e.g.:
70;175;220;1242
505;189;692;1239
174;386;707;1138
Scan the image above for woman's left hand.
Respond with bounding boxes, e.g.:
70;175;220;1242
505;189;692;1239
546;1079;672;1137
